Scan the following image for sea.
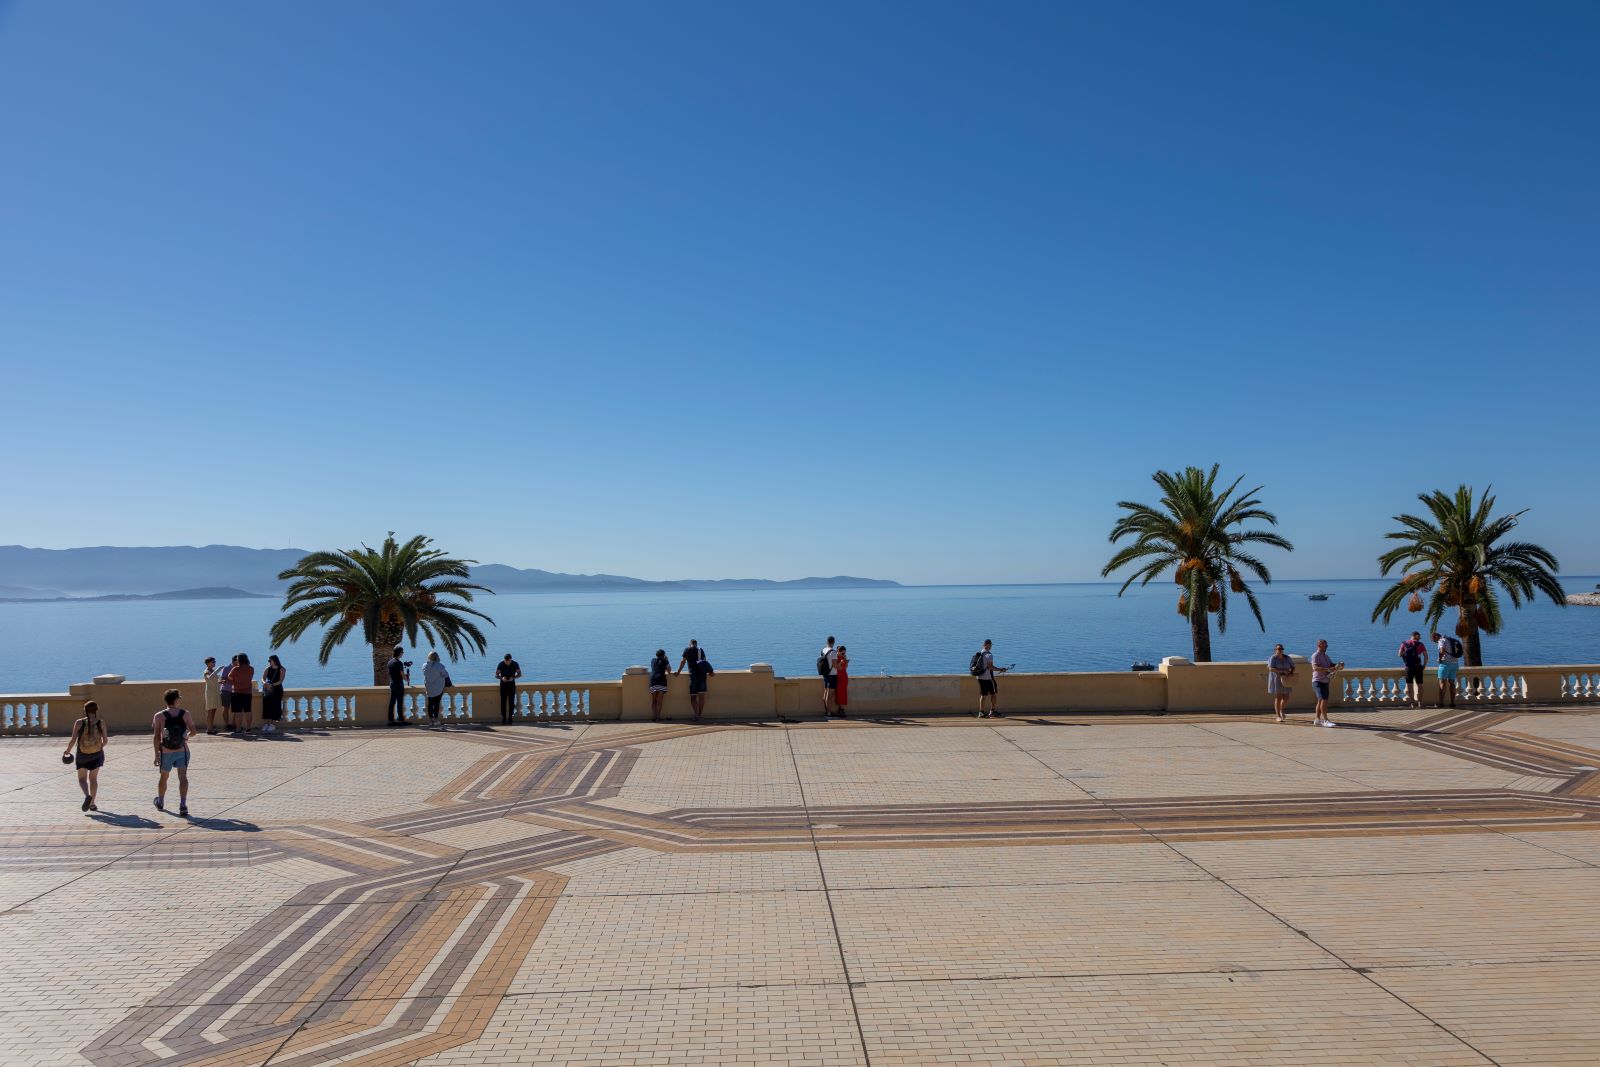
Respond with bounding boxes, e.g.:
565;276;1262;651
3;578;1598;695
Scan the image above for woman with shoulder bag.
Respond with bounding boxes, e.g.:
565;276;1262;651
62;701;108;812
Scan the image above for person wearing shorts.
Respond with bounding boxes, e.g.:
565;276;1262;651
648;649;671;722
1398;631;1429;709
1433;630;1461;708
63;700;107;812
1267;644;1295;723
676;641;712;722
228;652;255;732
1309;639;1343;727
974;640;1008;718
152;689;194;817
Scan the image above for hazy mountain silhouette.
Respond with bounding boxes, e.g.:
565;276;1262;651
0;545;899;598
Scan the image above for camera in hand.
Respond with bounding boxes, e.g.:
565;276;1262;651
402;660;414;668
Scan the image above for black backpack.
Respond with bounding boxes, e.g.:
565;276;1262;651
969;651;985;676
161;708;187;750
1444;636;1464;658
817;652;831;676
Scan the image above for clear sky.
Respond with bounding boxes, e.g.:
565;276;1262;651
2;1;1596;585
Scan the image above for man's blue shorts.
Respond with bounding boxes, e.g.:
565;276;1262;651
1438;661;1459;681
159;749;190;773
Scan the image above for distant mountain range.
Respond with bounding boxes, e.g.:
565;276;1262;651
0;586;271;604
0;545;900;600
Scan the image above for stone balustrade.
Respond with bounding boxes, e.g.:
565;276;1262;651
3;659;1598;736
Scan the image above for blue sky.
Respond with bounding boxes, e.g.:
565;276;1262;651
2;1;1596;585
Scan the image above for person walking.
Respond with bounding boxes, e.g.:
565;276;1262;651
819;636;839;717
494;653;522;725
676;640;712;722
1309;640;1343;727
1433;630;1463;708
972;639;1009;718
203;657;224;735
834;645;850;718
228;653;255;733
216;655;235;734
386;646;409;727
152;688;194;817
62;700;107;812
649;649;671;721
1398;631;1429;709
422;652;450;730
261;655;286;734
1267;644;1296;723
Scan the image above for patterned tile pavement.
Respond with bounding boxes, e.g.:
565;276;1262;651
4;705;1600;1064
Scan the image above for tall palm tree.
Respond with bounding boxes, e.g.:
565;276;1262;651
1371;486;1564;666
1101;464;1293;662
270;533;495;685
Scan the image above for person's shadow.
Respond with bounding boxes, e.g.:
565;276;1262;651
87;812;161;828
183;816;261;832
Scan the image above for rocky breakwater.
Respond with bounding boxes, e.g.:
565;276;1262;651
1568;593;1600;606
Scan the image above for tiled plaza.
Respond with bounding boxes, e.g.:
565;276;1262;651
4;705;1600;1066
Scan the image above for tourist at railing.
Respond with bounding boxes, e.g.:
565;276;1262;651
215;655;234;735
1268;644;1295;723
1433;630;1463;709
386;646;410;728
494;653;522;725
677;640;712;722
835;645;850;718
203;657;224;736
423;652;450;730
228;653;255;733
62;700;106;811
1309;640;1343;728
820;636;840;717
972;639;1009;718
262;655;286;734
152;688;194;817
648;649;670;722
1398;632;1429;709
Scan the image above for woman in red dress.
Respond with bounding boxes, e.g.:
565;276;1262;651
834;646;849;717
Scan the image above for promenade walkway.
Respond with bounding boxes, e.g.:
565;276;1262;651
4;706;1600;1065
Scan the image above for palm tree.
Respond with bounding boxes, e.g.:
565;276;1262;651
1371;486;1564;666
1101;464;1294;662
270;533;495;685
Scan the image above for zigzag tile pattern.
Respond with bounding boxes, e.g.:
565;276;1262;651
28;706;1598;1066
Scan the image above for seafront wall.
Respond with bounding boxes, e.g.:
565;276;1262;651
5;658;1600;735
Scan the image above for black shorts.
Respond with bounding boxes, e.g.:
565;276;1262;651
823;676;837;689
688;675;708;695
75;752;104;770
978;678;998;696
231;691;253;714
1404;664;1425;685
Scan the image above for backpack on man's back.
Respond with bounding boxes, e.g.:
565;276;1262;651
1443;635;1464;659
969;651;986;676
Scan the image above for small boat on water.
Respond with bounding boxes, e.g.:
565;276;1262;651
1130;660;1155;672
1307;593;1333;601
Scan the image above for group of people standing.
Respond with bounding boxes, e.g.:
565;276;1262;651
647;640;716;721
201;653;286;735
1266;628;1468;726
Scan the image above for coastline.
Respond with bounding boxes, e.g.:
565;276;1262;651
1568;593;1600;606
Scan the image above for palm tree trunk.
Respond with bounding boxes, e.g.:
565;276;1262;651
370;622;406;685
1190;607;1212;663
1460;604;1484;668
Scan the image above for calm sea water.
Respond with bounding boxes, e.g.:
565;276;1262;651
3;579;1598;695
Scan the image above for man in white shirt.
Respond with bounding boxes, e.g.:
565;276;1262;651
820;636;839;717
974;639;1009;719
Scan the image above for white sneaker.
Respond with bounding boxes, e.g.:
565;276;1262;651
1321;720;1337;728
